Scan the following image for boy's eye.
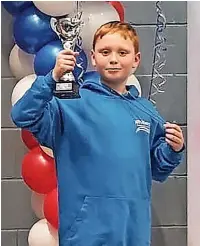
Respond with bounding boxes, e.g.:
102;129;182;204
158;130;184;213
101;50;110;56
119;51;127;56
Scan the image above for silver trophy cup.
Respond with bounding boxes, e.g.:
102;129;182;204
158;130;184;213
50;12;83;99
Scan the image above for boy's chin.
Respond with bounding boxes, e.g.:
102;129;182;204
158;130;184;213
102;77;126;85
103;73;122;81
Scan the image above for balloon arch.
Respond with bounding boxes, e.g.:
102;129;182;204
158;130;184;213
2;1;143;245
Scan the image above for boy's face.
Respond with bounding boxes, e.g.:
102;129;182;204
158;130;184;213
91;33;140;85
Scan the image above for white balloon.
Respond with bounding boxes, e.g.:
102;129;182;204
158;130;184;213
40;146;54;158
9;45;35;80
31;192;45;219
126;74;142;97
11;74;36;106
28;219;58;246
81;2;120;52
33;1;76;16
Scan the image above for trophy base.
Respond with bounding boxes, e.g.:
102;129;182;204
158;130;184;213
53;80;81;99
53;90;81;99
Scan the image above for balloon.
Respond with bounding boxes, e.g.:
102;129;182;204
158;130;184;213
34;40;88;81
108;1;125;22
33;40;62;76
13;6;58;54
28;219;58;246
11;74;36;106
83;71;142;96
33;1;76;17
31;192;45;219
2;1;33;16
40;146;54;158
9;45;35;80
81;2;120;52
21;129;39;150
44;188;59;229
21;147;57;194
126;74;142;97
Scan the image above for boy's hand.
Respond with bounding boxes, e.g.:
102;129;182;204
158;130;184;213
164;122;184;152
52;49;79;81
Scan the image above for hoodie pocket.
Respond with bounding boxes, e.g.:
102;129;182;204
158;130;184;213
64;196;150;246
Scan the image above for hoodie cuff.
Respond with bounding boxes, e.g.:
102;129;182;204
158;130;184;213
162;142;184;164
44;70;57;90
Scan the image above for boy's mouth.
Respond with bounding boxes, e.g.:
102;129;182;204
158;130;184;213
105;68;121;71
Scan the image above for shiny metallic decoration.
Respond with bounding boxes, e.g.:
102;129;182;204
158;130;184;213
149;1;167;105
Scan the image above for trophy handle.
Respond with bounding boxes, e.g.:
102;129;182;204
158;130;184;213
50;18;60;36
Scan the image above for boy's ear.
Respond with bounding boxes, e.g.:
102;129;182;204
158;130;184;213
132;52;141;69
91;50;96;67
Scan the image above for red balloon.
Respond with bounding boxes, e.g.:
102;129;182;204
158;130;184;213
21;129;39;149
21;147;57;194
44;188;59;229
108;1;125;22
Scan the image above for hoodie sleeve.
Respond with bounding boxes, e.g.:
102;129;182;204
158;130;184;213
11;71;63;150
150;109;184;182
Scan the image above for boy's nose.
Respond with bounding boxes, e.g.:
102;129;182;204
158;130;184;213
109;53;118;64
110;60;118;65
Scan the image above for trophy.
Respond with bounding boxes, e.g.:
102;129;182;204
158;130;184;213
50;7;83;99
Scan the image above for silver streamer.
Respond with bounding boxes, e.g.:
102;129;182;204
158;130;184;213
76;35;85;85
75;1;85;85
149;1;167;105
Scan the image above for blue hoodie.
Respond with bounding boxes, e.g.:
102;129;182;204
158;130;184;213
11;71;184;246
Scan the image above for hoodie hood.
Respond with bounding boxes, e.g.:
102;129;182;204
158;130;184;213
81;71;139;99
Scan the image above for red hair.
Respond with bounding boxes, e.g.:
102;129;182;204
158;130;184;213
93;21;139;53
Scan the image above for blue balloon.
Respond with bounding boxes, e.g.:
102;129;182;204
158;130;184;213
34;40;88;81
2;1;33;16
13;6;58;54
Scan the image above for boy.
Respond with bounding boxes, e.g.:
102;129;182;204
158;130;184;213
11;21;184;246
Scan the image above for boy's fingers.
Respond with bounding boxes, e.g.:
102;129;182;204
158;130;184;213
165;134;182;144
74;52;79;56
60;55;76;62
59;49;74;55
59;59;75;66
164;122;182;133
60;64;74;71
165;128;183;139
165;138;182;150
59;49;79;57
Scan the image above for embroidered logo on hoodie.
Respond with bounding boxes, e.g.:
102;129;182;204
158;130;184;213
135;119;150;134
